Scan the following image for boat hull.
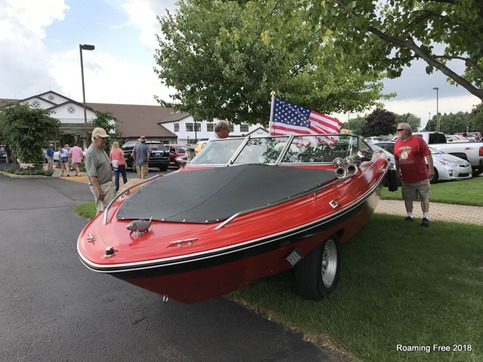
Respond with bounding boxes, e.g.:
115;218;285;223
77;134;390;303
78;184;381;303
122;197;375;303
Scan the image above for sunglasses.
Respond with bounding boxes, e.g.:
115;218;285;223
396;129;405;132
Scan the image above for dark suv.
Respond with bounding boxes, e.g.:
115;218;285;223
122;141;169;171
0;145;8;164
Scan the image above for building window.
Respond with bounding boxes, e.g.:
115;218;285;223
207;123;214;132
240;124;249;132
229;124;234;132
174;123;179;132
186;122;201;132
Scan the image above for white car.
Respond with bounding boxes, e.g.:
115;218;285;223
372;142;472;183
43;149;60;162
429;147;472;183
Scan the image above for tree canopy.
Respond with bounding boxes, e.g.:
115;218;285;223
154;0;390;125
253;0;482;100
0;103;60;168
361;108;397;136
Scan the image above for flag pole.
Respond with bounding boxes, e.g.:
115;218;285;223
269;91;276;135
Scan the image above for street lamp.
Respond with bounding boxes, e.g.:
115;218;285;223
79;44;95;124
433;87;439;132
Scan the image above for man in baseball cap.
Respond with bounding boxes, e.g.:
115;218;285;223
85;127;115;215
92;127;109;138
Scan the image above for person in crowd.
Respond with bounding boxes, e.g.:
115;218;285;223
59;145;69;176
209;120;231;140
84;127;115;215
394;123;434;227
68;142;84;176
131;136;150;179
64;144;71;172
46;144;54;171
110;141;128;192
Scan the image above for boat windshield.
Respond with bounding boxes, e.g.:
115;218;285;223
189;134;372;166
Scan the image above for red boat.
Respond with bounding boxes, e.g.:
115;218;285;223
77;134;393;303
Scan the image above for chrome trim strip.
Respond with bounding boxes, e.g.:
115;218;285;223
78;171;386;274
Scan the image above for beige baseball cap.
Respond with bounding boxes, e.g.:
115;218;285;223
92;127;109;138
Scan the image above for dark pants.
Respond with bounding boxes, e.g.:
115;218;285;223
114;165;128;191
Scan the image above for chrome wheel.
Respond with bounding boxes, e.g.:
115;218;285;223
295;235;340;300
321;239;338;288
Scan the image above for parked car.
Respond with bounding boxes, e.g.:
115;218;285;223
372;141;395;154
194;140;208;154
428;147;472;183
465;132;482;142
373;141;472;183
166;144;188;168
0;145;8;163
445;134;469;143
121;140;169;171
371;144;395;168
43;148;60;162
413;131;483;176
363;136;384;143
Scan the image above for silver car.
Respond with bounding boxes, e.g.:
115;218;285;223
372;142;472;183
429;147;472;183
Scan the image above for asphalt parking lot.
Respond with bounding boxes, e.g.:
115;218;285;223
0;172;345;362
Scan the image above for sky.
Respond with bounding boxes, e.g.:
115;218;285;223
0;0;480;128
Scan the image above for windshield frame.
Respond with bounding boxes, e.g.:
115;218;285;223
188;134;372;167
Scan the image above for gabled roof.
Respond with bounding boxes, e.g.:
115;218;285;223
87;102;185;139
1;91;193;140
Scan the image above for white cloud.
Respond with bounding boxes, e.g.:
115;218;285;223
50;46;172;105
0;0;68;39
0;0;69;98
122;0;177;52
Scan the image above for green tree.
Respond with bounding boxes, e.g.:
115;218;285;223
342;115;366;136
361;108;396;137
425;110;476;134
90;110;117;136
90;110;118;152
154;0;390;125
395;113;421;132
0;103;60;168
469;103;483;132
252;0;482;100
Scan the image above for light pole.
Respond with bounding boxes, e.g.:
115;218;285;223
433;87;439;132
79;44;95;124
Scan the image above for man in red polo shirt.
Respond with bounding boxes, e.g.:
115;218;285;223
394;123;434;227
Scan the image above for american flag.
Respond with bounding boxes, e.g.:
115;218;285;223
269;97;342;137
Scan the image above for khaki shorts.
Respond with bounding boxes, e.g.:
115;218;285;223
136;163;149;178
402;179;430;201
89;181;116;213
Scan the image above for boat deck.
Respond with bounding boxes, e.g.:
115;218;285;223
116;164;336;223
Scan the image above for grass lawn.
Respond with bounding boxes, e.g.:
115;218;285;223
232;214;483;362
381;176;483;206
74;177;483;361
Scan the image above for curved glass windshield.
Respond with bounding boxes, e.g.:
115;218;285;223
190;138;245;165
189;134;372;166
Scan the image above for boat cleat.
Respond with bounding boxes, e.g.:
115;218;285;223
168;238;198;248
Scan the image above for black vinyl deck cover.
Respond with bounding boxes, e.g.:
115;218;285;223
116;164;336;223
